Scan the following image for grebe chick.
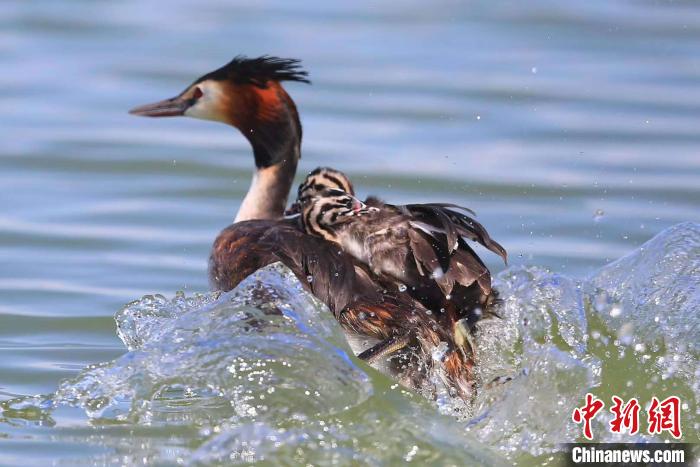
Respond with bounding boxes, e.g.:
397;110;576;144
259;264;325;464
299;188;378;234
299;166;355;196
297;179;507;358
285;167;356;216
299;186;507;300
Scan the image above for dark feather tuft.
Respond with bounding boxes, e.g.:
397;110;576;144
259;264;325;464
195;55;310;87
404;203;508;264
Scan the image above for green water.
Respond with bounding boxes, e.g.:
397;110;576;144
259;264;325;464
1;0;699;464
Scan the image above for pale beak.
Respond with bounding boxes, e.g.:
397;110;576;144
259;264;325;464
129;95;190;117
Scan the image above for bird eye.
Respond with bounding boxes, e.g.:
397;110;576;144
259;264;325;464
193;87;204;100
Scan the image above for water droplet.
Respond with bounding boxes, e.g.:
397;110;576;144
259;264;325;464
592;291;610;313
617;322;634;346
531;66;538;74
609;305;622;318
404;445;419;462
431;341;449;362
398;284;407;292
306;275;313;283
358;312;367;320
593;209;605;222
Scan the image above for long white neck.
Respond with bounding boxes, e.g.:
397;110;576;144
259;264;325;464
234;148;299;222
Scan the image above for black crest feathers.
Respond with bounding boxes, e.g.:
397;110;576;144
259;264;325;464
195;55;310;87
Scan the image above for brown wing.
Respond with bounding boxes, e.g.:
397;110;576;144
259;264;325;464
413;203;507;263
210;218;478;401
349;198;503;310
391;203;506;296
398;203;507;263
407;228;451;293
209;218;361;315
209;220;277;292
443;237;493;296
210;217;447;338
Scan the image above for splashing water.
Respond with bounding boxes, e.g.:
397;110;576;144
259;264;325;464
1;263;503;465
470;222;699;456
1;223;698;463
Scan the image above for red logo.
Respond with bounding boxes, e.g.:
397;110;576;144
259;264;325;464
572;393;605;440
647;396;682;439
573;394;683;440
609;396;640;435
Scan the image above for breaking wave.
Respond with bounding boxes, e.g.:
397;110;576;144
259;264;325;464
1;222;698;464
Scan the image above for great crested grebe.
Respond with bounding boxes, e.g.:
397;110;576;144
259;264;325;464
129;55;503;402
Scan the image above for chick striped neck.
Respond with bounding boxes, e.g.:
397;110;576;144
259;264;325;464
300;190;373;241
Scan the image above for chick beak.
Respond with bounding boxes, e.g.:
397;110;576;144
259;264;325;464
285;201;301;216
129;95;190;117
352;199;364;213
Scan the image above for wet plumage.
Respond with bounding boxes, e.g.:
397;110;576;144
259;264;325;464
210;217;479;400
130;55;507;403
295;172;507;359
300;189;507;297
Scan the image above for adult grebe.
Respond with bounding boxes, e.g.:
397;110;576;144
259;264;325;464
129;56;500;401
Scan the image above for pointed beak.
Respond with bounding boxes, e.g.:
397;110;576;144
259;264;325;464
129;95;190;117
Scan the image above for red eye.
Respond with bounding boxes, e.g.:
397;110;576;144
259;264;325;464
193;87;203;99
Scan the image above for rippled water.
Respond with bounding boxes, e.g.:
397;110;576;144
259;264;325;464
1;0;699;464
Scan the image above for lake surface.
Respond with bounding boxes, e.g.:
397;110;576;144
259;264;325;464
0;0;698;465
